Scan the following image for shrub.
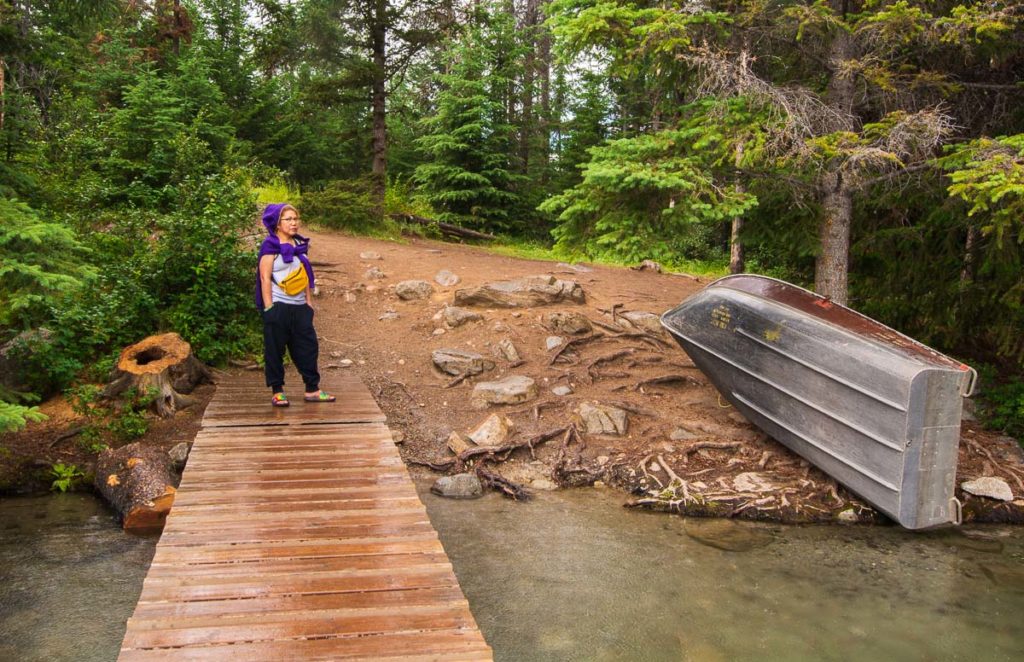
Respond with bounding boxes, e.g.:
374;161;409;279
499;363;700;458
301;179;379;232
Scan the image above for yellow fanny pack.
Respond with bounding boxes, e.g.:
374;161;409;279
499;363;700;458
276;265;309;296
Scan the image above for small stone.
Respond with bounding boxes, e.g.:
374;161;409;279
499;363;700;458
397;359;405;365
961;477;1014;502
447;432;474;455
392;431;405;444
431;473;483;499
168;442;190;469
546;336;565;351
365;285;379;293
593;480;606;488
468;414;514;447
511;311;522;318
542;311;593;335
670;426;699;441
432;328;446;336
596;455;609;466
494;339;521;362
364;266;386;280
344;292;358;303
330;351;343;358
432;349;494;376
443;306;483;328
378;311;399;321
633;259;663;273
576;402;628;436
555;262;593;273
551;385;573;396
339;359;354;366
837;508;859;524
732;472;775;493
434;269;461;287
395;280;434;300
360;251;382;260
471;375;538;409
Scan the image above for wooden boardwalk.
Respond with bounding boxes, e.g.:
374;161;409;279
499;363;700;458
119;371;492;661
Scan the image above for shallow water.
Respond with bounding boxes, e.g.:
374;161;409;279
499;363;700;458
0;494;157;662
1;489;1021;661
418;483;1024;662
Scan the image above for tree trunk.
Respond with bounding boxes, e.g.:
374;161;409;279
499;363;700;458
519;0;540;175
538;2;551;184
960;225;977;290
370;0;388;218
94;441;178;530
729;140;745;274
0;57;5;134
103;333;212;418
815;174;853;305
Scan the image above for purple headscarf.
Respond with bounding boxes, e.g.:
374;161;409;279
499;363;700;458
254;203;316;310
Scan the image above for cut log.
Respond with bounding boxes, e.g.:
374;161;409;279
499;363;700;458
389;213;497;242
103;333;211;417
94;441;179;531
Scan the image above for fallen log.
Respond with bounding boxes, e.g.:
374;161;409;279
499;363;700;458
103;333;212;417
94;442;178;530
389;213;497;242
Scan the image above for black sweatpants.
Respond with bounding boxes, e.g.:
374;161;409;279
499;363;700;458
263;303;320;393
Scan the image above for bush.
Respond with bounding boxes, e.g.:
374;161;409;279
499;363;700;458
301;178;379;232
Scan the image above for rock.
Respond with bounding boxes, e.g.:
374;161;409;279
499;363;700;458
359;251;382;260
167;442;191;470
395;280;434;300
545;336;565;351
432;328;446;336
530;478;558;491
619;311;666;336
732;472;775;493
542;311;593;335
632;259;663;273
364;266;386;280
468;414;514;447
471;375;538;408
339;359;354;367
431;349;494;376
961;477;1014;502
454;275;585;308
837;508;860;524
447;432;474;455
0;328;54;394
494;339;521;362
434;269;461;287
596;455;609;465
555;262;593;273
343;291;358;303
392;431;405;444
378;310;399;321
431;473;483;499
576;402;628;436
443;306;483;328
670;426;699;441
683;518;773;552
552;385;573;396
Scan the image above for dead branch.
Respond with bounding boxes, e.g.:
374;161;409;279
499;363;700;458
548;333;604;365
604;400;661;418
635;374;702;391
48;426;83;449
454;427;568;472
444;373;471;389
476;465;530;500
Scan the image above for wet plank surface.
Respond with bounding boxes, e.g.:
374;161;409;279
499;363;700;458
119;372;491;661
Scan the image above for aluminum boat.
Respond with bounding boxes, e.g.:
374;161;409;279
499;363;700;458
661;274;976;529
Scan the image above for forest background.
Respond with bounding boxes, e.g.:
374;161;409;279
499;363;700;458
1;0;1022;442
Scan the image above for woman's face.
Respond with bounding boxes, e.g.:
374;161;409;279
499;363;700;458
278;208;300;237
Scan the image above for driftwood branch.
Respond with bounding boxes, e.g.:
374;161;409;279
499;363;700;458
389;213;497;241
476;465;530;500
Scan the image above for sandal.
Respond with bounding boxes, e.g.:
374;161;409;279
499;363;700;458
304;390;336;403
271;392;290;407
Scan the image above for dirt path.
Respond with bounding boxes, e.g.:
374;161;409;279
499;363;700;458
305;231;1024;525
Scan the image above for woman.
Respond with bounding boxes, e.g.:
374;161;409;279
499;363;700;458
257;203;335;407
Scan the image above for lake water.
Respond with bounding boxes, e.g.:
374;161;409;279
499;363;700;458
1;488;1022;661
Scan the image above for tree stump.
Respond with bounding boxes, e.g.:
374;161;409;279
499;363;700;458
94;441;179;530
103;333;212;417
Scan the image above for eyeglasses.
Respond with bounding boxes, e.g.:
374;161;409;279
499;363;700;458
280;216;301;223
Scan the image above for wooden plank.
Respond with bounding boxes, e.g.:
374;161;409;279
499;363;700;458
120;371;490;661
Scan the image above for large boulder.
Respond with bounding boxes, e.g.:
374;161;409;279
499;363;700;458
395;280;434;300
471;375;538;408
431;349;494;376
961;477;1014;502
576;402;628;436
542;311;592;335
454;276;585;308
431;473;483;499
468;414;514;447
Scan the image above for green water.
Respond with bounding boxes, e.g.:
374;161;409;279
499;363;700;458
0;488;1022;661
418;483;1024;662
0;494;157;662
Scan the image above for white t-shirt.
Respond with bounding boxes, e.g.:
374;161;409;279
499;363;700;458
270;255;309;304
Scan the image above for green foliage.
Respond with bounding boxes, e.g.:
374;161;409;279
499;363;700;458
0;198;95;331
302;178;380;233
0;400;47;434
49;463;85;493
980;378;1024;441
941;135;1024;248
69;384;157;444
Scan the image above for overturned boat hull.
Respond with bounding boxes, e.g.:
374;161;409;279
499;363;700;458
661;275;976;530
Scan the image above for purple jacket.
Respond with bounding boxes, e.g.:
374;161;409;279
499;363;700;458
254;203;315;311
